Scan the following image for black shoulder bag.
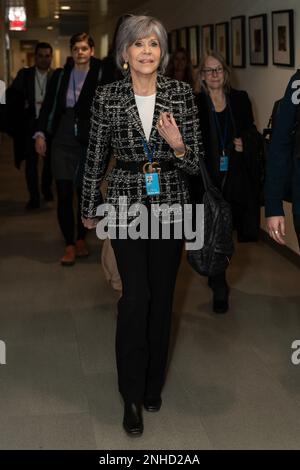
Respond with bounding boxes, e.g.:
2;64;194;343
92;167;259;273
187;157;234;277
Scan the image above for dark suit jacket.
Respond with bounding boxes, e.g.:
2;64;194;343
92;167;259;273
37;56;102;146
81;74;204;221
6;66;53;167
265;71;300;217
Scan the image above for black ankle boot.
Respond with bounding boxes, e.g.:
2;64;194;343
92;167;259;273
143;396;162;412
123;402;143;436
208;273;229;314
213;285;229;313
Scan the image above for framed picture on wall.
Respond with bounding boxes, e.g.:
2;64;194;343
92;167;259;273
187;25;200;66
170;30;178;53
168;33;172;53
179;27;188;49
215;22;229;64
249;14;268;65
201;24;214;55
231;15;246;68
272;9;294;66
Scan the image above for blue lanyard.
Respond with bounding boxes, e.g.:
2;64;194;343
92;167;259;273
212;104;229;155
72;71;78;105
143;140;156;163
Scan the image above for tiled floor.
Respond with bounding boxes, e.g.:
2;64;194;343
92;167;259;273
0;135;300;449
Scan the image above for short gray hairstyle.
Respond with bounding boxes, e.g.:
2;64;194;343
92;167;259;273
115;15;169;73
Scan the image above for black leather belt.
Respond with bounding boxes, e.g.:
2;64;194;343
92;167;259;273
115;159;175;173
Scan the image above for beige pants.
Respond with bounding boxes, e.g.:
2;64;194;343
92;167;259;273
101;238;122;292
100;156;122;293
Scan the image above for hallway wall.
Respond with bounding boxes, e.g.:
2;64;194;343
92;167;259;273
129;0;300;254
0;0;7;84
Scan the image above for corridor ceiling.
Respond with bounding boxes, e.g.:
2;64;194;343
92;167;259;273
24;0;144;27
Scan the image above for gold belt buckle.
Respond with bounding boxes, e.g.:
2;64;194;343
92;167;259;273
142;162;161;174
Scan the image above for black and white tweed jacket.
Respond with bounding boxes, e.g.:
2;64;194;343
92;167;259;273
81;73;204;222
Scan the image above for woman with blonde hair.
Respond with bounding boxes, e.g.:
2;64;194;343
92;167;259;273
190;50;259;314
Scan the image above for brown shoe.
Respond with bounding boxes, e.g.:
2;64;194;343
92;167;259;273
75;239;89;258
60;245;76;266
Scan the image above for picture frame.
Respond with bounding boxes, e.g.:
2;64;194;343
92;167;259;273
187;25;200;66
168;33;172;53
272;9;294;67
169;30;178;53
231;15;246;68
201;24;214;55
215;22;229;64
178;27;188;50
249;14;268;66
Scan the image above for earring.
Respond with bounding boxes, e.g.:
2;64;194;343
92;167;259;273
123;62;128;71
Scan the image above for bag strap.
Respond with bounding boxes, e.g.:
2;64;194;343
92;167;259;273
198;156;214;192
47;69;63;128
97;63;103;84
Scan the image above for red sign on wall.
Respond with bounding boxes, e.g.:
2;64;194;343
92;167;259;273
8;7;27;31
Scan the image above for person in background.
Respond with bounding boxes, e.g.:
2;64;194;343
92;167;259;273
265;71;300;248
101;14;131;85
6;42;54;209
165;46;197;92
35;33;102;266
190;50;259;314
81;15;203;436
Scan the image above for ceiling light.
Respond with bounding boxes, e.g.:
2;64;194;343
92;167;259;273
60;5;71;10
47;26;53;30
54;14;59;19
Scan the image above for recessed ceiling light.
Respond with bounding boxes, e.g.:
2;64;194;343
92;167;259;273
47;26;53;30
54;14;59;19
60;5;71;10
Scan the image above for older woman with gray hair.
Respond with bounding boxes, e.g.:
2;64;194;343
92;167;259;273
81;15;203;436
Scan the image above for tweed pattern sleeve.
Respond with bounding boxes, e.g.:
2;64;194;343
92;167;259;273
170;81;204;175
81;85;112;218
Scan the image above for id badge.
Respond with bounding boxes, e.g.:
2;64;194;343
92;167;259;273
145;172;160;196
74;119;78;137
220;155;229;172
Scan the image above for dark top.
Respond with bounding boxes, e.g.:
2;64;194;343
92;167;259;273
191;88;254;198
190;88;261;242
213;106;234;176
265;71;300;217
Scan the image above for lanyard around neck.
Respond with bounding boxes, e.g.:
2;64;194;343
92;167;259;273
72;70;79;105
35;70;47;96
72;69;87;105
143;140;157;163
211;102;229;154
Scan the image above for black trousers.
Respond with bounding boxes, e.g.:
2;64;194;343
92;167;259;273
56;180;86;246
111;234;183;404
25;136;52;203
294;215;300;248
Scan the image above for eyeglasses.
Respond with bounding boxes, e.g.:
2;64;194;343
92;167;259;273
202;66;224;75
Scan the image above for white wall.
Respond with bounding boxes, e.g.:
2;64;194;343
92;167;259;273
130;0;300;253
9;27;71;80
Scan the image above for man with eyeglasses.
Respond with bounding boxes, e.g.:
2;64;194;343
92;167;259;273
6;42;54;209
